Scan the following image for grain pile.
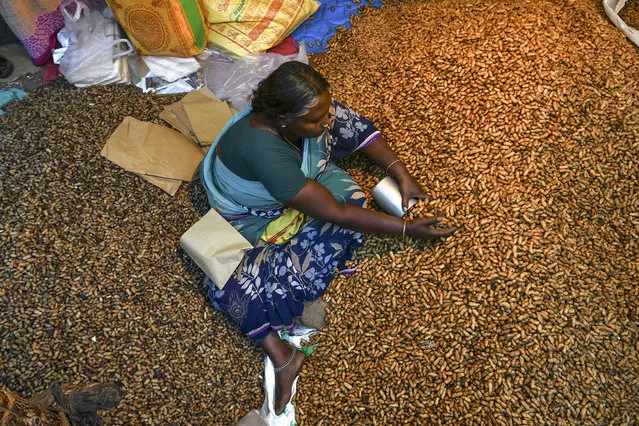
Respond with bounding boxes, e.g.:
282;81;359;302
306;0;639;424
1;0;638;425
619;0;639;29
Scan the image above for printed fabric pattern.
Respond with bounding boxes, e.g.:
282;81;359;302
0;0;66;66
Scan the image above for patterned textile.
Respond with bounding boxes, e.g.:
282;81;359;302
201;100;380;342
0;0;105;66
0;0;64;66
206;166;364;342
105;0;207;57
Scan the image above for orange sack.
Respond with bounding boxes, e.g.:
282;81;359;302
105;0;207;57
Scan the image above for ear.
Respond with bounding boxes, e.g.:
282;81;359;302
277;115;288;128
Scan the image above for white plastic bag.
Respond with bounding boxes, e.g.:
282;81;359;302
135;55;203;94
260;356;298;426
203;44;308;110
58;0;133;87
141;56;200;83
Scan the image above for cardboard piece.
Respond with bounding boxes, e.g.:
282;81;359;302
160;87;236;146
101;116;205;195
138;174;182;197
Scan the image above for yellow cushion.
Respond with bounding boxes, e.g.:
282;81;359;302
200;0;319;58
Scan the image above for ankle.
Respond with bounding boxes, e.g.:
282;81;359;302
274;347;297;373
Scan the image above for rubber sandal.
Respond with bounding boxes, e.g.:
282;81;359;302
0;56;13;79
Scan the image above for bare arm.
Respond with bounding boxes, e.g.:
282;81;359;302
360;136;431;212
285;179;457;240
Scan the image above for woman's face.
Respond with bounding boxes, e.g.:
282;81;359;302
287;90;332;138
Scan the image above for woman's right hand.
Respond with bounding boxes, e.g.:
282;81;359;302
406;217;459;240
286;179;460;240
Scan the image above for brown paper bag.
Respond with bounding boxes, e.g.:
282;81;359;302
138;174;183;196
180;209;253;289
183;101;234;144
101;116;205;195
159;87;236;146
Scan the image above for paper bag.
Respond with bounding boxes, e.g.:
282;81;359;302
183;102;234;144
159;87;236;146
101;116;205;195
180;209;253;289
138;174;182;197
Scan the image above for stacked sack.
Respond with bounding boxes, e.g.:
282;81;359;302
106;0;318;58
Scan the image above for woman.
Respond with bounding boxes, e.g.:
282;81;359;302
200;61;457;415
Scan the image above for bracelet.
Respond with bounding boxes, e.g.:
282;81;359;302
402;220;407;240
385;159;401;175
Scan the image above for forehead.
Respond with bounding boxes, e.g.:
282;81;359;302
300;91;331;121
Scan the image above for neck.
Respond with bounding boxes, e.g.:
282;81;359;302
252;112;301;145
251;112;279;134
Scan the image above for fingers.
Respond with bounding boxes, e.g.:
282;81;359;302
428;226;459;239
418;217;443;226
410;220;459;240
401;194;410;212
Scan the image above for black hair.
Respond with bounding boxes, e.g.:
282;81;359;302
251;61;330;121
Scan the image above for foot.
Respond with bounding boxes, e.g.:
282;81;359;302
273;349;305;415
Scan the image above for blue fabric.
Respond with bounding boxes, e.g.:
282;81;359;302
0;89;27;115
291;0;385;54
206;165;364;343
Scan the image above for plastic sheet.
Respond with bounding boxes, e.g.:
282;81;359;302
259;356;298;426
290;0;384;53
203;44;308;111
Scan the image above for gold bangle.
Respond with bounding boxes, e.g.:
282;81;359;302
385;159;401;175
402;220;407;240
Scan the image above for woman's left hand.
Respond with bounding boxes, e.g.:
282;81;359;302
397;175;431;212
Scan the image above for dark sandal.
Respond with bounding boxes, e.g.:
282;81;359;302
0;56;13;79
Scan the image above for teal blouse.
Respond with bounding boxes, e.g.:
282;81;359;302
217;114;307;202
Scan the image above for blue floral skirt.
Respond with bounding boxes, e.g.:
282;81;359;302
205;166;365;343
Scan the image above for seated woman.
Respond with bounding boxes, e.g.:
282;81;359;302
200;61;457;415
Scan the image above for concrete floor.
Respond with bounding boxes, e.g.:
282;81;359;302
0;42;46;92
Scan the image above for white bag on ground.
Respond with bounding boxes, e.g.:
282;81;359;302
58;0;133;87
603;0;639;47
260;356;298;426
235;326;315;426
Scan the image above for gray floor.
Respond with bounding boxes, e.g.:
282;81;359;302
0;42;46;92
1;11;45;93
